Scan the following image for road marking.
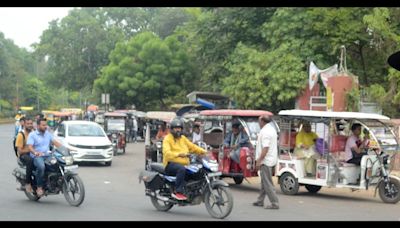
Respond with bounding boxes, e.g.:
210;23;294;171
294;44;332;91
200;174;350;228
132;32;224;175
104;181;111;184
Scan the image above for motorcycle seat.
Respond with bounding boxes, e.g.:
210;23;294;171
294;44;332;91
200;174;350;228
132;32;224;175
150;163;166;174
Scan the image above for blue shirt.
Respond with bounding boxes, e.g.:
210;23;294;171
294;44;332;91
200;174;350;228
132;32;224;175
27;129;54;156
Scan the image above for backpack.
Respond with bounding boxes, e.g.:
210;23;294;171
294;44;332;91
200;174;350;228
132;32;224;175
13;131;25;157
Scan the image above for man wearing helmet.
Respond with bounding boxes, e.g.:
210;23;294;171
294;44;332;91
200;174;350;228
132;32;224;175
162;118;207;201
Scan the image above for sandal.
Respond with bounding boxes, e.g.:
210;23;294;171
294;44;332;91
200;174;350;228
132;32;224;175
25;184;32;193
36;188;44;197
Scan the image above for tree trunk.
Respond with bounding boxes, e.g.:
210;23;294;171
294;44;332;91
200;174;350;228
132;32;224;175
359;44;369;86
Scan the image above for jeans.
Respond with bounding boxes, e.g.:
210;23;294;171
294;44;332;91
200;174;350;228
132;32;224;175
19;154;34;184
33;156;49;188
165;162;186;194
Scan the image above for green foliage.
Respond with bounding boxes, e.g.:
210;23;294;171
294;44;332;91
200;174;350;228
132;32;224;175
223;43;306;112
95;32;198;110
345;87;360;112
34;8;125;90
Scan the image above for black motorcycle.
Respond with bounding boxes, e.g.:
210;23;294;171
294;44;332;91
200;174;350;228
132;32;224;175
139;153;234;219
12;147;85;206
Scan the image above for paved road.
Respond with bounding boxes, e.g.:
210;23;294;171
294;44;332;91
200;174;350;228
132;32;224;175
1;123;399;221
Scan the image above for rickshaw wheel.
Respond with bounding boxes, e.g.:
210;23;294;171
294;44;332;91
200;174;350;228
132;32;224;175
279;172;299;195
305;184;322;194
378;177;400;204
233;176;244;185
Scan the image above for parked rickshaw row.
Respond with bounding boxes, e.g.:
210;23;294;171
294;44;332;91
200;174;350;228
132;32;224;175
144;109;400;204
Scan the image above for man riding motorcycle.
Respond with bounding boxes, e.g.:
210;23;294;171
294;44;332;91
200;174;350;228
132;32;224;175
162;118;206;201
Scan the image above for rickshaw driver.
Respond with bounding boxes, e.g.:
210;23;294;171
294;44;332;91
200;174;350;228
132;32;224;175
345;123;369;166
223;122;251;164
162;118;207;201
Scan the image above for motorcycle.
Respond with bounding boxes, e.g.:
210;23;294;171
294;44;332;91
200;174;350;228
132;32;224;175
139;151;234;219
12;146;85;206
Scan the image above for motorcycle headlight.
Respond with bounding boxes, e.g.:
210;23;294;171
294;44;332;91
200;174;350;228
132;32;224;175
112;133;117;138
62;156;74;166
50;157;57;165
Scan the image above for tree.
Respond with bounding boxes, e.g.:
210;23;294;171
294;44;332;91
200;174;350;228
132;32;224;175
177;8;277;91
223;43;305;112
94;32;198;110
34;8;125;90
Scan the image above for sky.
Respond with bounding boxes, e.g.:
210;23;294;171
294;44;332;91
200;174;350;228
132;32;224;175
0;7;73;51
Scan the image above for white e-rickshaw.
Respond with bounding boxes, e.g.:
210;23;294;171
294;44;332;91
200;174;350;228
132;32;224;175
276;109;400;204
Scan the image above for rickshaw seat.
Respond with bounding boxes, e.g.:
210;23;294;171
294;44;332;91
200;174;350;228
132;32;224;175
329;135;347;152
279;131;297;149
340;162;357;167
150;163;166;174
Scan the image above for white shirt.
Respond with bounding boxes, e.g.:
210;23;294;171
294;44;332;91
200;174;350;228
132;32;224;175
192;132;201;143
133;118;138;131
256;122;278;167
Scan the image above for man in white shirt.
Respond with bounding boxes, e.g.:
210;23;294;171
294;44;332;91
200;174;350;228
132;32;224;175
192;123;201;143
253;115;279;209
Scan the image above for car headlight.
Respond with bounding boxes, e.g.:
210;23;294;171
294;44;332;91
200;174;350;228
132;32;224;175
62;156;74;165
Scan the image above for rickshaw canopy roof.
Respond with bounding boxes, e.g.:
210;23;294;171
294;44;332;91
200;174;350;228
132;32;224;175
145;111;176;123
51;111;73;117
278;109;390;120
200;109;273;117
104;112;127;117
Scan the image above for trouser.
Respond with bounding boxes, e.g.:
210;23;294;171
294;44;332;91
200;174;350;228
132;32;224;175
132;130;137;142
257;165;279;205
19;154;34;184
347;150;367;166
33;156;49;188
305;157;317;175
165;162;186;194
295;148;319;175
230;148;240;164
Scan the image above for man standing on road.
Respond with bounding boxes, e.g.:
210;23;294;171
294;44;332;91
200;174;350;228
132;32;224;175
27;118;63;197
253;115;279;209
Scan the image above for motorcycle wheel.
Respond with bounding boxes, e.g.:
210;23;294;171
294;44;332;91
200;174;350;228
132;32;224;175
62;175;85;207
150;191;173;211
24;190;40;201
379;177;400;204
204;186;233;219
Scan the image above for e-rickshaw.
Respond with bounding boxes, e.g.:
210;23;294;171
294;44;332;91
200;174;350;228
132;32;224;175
276;109;400;203
198;109;275;184
144;111;176;170
104;112;127;155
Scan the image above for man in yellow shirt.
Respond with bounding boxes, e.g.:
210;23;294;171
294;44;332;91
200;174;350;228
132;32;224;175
163;118;206;201
294;122;319;176
15;117;34;192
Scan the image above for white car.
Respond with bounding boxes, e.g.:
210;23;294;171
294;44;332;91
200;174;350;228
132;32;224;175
54;120;114;166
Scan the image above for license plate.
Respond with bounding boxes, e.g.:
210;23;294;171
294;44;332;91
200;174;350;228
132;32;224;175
87;151;100;155
207;172;222;178
64;165;78;173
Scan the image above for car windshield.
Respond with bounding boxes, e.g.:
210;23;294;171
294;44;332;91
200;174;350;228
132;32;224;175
107;119;125;131
68;124;105;137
